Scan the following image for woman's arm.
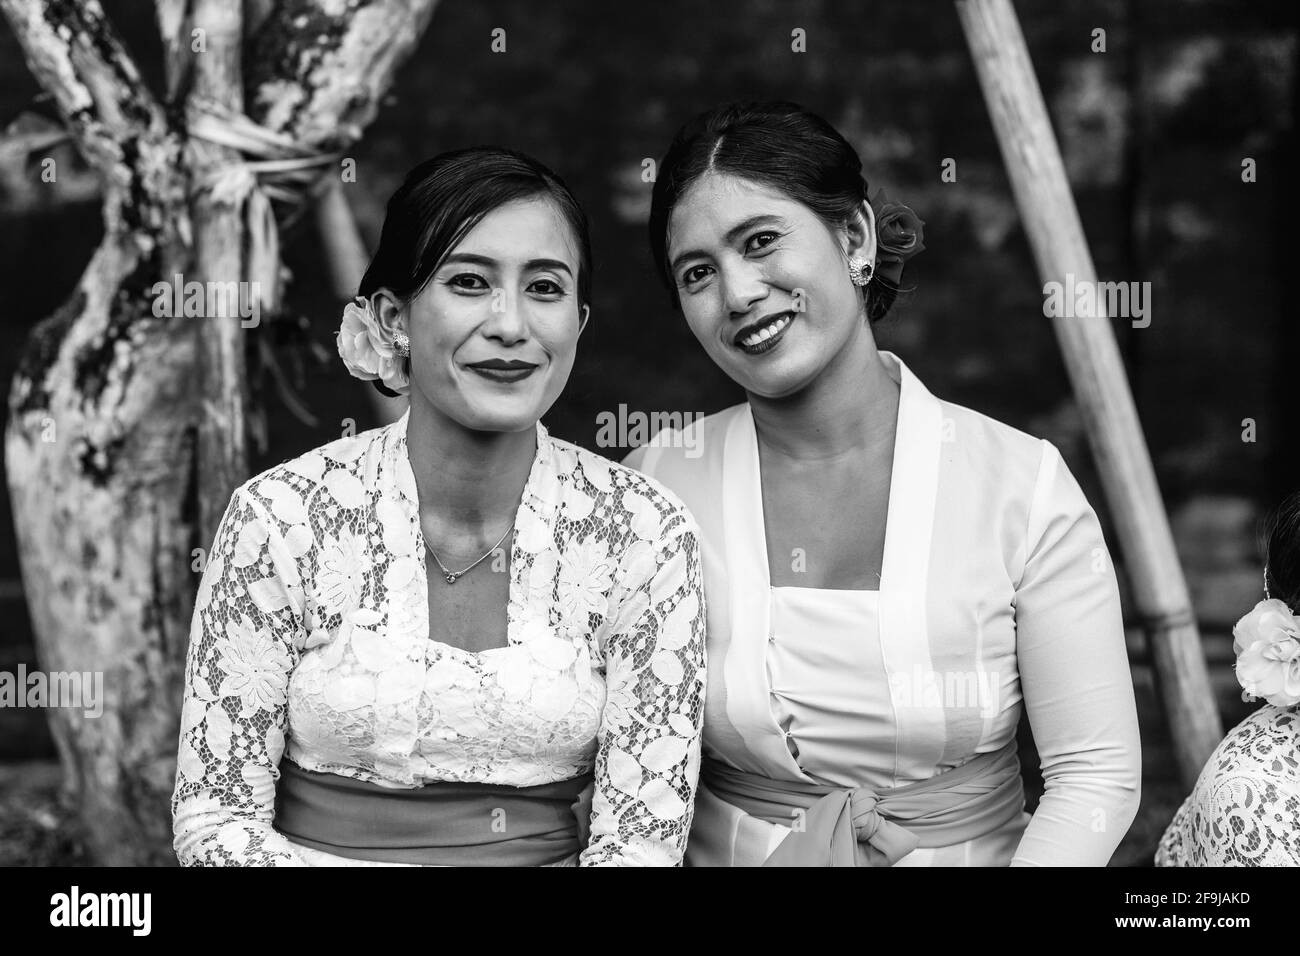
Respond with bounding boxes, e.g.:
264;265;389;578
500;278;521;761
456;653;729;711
171;485;307;866
580;501;707;866
1010;441;1142;866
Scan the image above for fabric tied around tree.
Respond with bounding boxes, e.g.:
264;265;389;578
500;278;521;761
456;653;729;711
274;759;595;866
185;97;346;319
701;737;1025;866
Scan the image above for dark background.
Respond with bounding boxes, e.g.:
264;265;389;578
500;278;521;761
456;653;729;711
1;0;1295;864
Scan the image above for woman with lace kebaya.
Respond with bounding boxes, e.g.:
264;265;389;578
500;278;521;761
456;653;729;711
1157;492;1300;866
171;147;707;866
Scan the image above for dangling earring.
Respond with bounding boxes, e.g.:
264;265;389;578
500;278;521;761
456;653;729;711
848;256;874;286
392;330;411;357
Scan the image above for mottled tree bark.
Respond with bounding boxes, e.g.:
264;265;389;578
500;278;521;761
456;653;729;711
2;0;439;864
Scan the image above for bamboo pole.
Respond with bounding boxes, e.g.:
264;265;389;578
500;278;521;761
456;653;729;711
955;0;1222;791
315;179;407;425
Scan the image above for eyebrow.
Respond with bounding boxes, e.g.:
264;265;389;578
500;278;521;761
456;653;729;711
440;252;573;277
668;214;784;276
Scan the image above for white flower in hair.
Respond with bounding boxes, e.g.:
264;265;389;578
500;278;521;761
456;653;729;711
1233;597;1300;707
335;296;410;395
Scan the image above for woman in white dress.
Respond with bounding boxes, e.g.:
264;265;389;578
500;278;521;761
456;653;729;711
626;101;1142;866
1157;493;1300;866
171;147;707;866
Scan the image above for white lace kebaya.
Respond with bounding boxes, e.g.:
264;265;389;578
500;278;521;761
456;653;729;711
1156;595;1300;866
1155;704;1300;866
171;410;707;866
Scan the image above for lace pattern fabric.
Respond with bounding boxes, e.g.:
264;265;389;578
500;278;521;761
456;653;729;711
172;411;707;866
1156;705;1300;866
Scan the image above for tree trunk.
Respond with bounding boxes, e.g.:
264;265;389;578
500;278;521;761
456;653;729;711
2;0;439;864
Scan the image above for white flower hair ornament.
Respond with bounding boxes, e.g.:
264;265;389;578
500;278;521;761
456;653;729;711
1233;568;1300;707
335;295;411;395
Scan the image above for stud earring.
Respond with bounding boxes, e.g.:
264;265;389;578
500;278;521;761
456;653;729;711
848;256;874;286
393;330;410;357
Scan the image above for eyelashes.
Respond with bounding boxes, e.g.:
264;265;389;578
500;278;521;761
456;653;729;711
678;231;783;290
681;264;711;287
528;279;566;297
445;273;569;297
447;273;489;291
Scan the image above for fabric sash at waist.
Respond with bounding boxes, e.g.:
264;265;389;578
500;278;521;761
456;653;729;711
274;760;594;866
701;739;1024;866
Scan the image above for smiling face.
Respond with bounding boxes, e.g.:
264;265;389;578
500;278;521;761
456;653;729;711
666;171;876;399
378;197;587;433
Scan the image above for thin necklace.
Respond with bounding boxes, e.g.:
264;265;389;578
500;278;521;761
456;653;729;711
424;522;514;584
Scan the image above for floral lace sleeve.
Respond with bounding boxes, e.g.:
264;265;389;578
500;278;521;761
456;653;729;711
1156;706;1300;866
580;506;707;866
171;486;308;866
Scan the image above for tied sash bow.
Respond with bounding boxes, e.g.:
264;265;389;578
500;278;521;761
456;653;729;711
701;738;1024;867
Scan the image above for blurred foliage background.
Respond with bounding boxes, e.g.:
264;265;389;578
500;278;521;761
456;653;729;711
0;0;1295;864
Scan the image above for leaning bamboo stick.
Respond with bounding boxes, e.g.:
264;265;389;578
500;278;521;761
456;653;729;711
955;0;1222;791
315;178;407;425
